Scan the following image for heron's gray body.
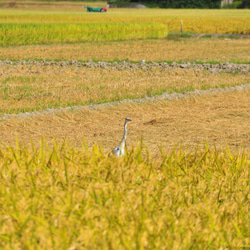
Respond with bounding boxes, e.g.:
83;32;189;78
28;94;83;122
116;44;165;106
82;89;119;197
109;117;131;157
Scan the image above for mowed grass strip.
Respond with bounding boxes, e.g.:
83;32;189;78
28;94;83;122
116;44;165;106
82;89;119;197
0;65;249;115
1;38;250;63
0;140;249;249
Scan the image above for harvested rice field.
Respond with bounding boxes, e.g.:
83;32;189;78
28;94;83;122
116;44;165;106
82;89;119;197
1;38;250;63
1;87;250;154
0;60;249;115
0;5;249;249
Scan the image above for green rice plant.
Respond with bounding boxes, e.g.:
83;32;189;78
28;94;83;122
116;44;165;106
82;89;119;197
0;139;249;249
0;22;168;46
1;9;249;43
0;9;249;46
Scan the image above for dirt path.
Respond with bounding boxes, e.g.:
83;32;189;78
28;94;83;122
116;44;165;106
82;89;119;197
0;88;249;155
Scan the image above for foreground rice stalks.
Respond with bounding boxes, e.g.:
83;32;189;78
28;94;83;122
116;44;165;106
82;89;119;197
0;140;249;249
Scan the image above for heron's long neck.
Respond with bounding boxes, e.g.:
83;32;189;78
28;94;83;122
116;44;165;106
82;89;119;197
120;121;128;147
123;121;128;140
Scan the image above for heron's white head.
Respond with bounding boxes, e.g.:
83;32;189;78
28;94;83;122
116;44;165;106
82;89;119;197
125;117;132;122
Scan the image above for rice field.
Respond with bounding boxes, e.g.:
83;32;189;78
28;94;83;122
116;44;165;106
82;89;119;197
0;22;168;45
0;4;249;249
0;8;250;46
0;139;249;249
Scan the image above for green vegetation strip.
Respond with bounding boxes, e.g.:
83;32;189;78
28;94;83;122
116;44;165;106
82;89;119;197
0;22;168;46
0;141;248;248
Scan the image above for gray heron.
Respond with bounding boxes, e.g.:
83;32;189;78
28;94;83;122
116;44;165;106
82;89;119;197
109;117;132;157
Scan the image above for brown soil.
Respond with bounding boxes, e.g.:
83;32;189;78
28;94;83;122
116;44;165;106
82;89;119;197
1;89;249;156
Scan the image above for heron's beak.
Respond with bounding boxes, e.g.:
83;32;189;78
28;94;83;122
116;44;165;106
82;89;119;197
126;118;132;121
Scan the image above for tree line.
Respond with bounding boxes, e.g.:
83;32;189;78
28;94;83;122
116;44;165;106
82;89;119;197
111;0;250;8
152;0;221;8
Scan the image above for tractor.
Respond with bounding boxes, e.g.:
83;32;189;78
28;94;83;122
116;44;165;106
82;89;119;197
87;6;107;12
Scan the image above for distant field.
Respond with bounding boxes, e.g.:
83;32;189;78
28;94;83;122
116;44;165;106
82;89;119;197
0;8;250;46
0;21;168;46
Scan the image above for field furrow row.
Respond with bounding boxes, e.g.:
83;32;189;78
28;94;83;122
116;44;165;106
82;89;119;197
1;83;249;121
1;59;249;73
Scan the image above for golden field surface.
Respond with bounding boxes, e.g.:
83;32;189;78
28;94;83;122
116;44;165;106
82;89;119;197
0;4;250;249
1;38;250;63
0;63;249;115
1;89;250;154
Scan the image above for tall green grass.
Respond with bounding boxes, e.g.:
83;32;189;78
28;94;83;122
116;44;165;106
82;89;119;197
0;139;248;248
